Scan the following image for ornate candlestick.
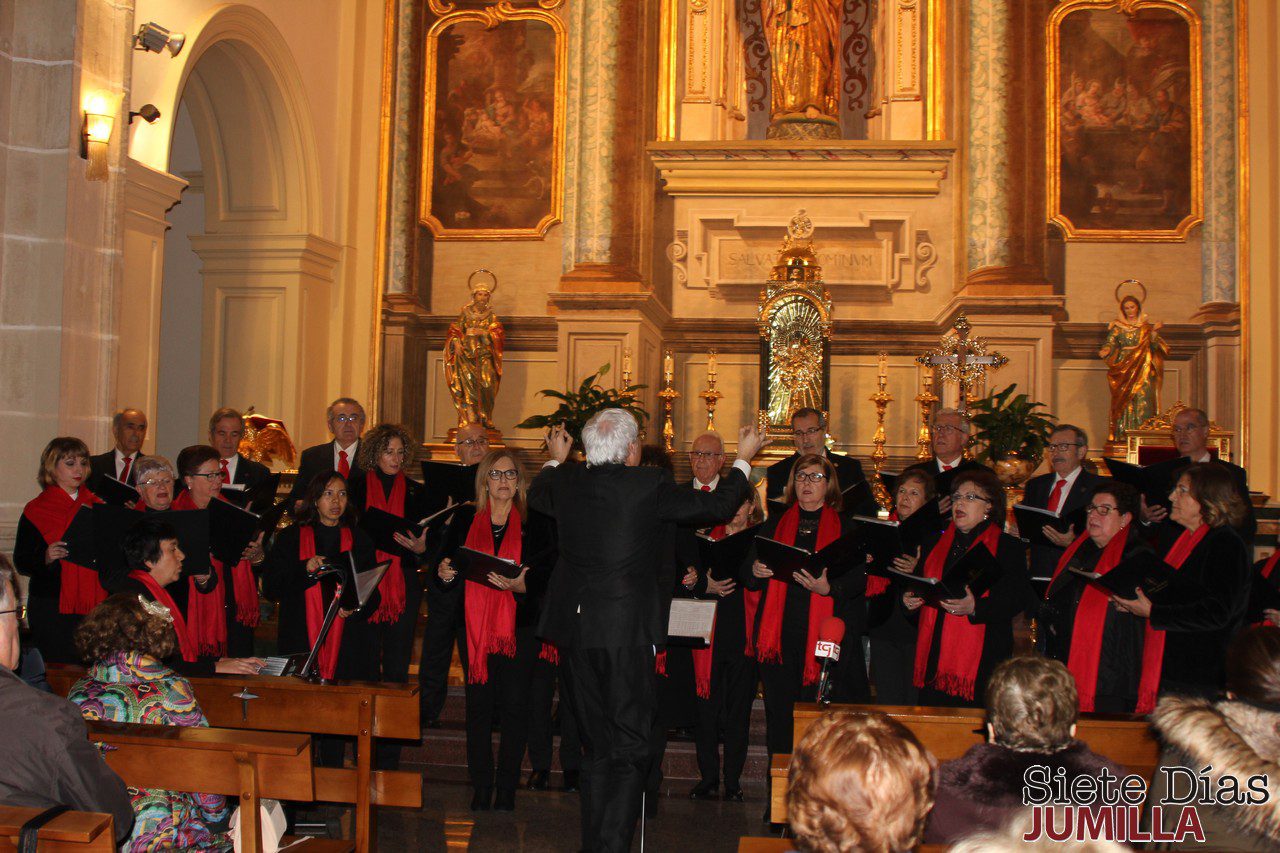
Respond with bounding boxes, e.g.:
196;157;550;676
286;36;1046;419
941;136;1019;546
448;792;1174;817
697;350;724;431
659;350;681;453
870;353;893;510
621;348;633;388
914;371;939;460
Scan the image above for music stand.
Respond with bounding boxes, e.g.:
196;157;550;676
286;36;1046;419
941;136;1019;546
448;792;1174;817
296;555;390;683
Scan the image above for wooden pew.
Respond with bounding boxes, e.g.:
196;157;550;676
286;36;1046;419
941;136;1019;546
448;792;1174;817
768;702;1160;825
0;807;115;851
48;666;419;852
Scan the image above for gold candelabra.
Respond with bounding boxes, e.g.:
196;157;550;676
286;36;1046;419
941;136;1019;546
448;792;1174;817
659;350;680;453
697;350;724;431
621;348;633;388
870;353;893;510
914;371;939;460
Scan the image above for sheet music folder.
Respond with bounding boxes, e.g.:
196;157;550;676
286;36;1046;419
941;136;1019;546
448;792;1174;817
667;599;716;648
882;545;1002;606
1013;503;1087;548
695;525;758;582
456;546;522;589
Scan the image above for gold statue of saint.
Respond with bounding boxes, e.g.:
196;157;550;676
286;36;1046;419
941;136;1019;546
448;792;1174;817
444;270;505;429
1099;281;1168;442
763;0;842;139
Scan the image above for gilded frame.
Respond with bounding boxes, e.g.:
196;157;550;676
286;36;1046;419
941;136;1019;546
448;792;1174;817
1046;0;1203;242
419;0;567;240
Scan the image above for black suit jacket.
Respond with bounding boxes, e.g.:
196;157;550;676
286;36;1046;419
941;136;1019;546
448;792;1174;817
88;450;138;490
529;462;750;649
767;451;876;516
1143;456;1255;541
1023;469;1103;580
227;453;272;492
289;441;365;502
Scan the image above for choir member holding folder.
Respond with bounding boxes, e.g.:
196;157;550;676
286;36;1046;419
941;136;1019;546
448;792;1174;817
1111;463;1251;705
1016;425;1100;587
898;468;1031;708
434;448;556;813
1040;482;1150;712
15;437;106;663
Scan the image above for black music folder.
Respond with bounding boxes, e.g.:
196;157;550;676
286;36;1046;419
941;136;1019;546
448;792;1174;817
1062;550;1198;605
695;524;759;582
421;461;477;506
360;502;469;553
1104;458;1172;513
95;475;140;507
456;546;522;589
1013;503;1088;548
93;506;211;582
220;473;282;514
882;544;1002;606
753;531;861;584
61;506;98;569
208;497;260;568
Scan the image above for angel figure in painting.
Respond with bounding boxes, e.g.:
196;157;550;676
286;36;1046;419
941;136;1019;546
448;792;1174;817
444;270;505;429
1099;281;1168;442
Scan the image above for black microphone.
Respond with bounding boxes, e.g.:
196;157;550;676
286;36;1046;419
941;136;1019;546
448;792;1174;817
814;616;846;705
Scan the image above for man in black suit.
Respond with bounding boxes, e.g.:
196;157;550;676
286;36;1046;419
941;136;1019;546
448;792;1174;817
766;408;875;516
288;397;367;504
530;412;765;853
1139;407;1255;540
208;407;271;492
905;407;990;517
88;408;147;489
1020;424;1102;582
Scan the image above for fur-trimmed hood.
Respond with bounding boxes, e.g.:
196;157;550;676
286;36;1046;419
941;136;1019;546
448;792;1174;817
1152;694;1280;844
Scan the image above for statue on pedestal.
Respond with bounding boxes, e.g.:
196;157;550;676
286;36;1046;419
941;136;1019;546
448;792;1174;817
1099;280;1168;443
444;269;504;430
763;0;842;140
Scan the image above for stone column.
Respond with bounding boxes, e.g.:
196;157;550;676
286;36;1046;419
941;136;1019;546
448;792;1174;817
867;0;927;140
1202;0;1239;305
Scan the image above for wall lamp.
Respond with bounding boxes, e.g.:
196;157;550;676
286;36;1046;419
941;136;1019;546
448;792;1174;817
81;93;114;181
133;22;185;57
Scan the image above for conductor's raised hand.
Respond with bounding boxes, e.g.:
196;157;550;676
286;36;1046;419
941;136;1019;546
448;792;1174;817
735;424;769;463
546;423;572;464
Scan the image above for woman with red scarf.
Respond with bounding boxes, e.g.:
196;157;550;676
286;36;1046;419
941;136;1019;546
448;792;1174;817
900;468;1031;708
15;437;106;663
1040;482;1150;713
743;454;867;764
1112;463;1250;706
173;446;265;660
435;448;555;812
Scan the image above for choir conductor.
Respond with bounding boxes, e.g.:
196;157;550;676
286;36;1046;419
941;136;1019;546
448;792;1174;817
531;410;766;852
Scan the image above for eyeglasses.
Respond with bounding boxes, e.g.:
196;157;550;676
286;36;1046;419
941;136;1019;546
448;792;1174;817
141;477;174;488
0;604;26;621
951;491;992;504
934;424;966;435
332;414;364;423
1047;442;1084;452
190;471;226;482
792;426;824;438
1086;503;1120;516
1172;424;1205;434
795;472;828;483
457;437;489;448
487;469;519;481
689;451;724;460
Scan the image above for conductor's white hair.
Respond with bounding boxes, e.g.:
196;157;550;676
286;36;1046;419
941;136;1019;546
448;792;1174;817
582;408;638;466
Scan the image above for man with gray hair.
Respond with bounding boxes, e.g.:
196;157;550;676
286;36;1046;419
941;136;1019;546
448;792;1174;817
288;396;368;504
530;410;766;852
0;557;134;840
905;407;990;518
89;407;147;489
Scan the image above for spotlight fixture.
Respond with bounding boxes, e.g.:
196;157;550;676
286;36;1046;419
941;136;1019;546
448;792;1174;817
129;104;162;124
133;22;185;57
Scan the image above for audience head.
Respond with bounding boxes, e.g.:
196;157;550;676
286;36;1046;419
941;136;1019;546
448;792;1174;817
894;469;936;520
475;448;526;516
790;408;828;457
1048;424;1088;477
1086;482;1137;548
75;593;176;664
454;423;490;466
1172;407;1211;459
689;432;726;485
950;468;1005;534
296;472;355;528
121;519;184;587
582;409;639;467
38;436;91;492
930;408;970;463
1225;625;1280;707
788;711;936;853
0;554;21;670
986;656;1078;753
358;423;414;477
785;453;842;514
639;444;673;473
111;408;148;456
326;397;366;447
176;445;223;507
1170;462;1246;531
133;455;176;511
207;407;245;460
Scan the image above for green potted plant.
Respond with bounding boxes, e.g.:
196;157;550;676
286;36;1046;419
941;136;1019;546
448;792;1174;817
515;363;649;448
967;383;1057;487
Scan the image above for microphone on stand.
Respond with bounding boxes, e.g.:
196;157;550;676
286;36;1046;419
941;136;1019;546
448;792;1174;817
814;616;845;705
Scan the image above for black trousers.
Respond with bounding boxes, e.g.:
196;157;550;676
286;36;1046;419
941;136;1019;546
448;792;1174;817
758;655;816;757
656;646;697;729
693;652;756;789
419;580;465;724
527;657;582;774
646;669;667;797
869;636;918;706
561;643;655;853
226;614;256;659
26;595;81;665
464;629;537;793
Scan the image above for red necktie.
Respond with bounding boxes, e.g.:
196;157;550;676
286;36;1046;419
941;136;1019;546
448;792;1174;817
119;455;132;483
1047;478;1067;513
220;459;231;482
700;484;711;492
338;449;350;478
942;463;954;472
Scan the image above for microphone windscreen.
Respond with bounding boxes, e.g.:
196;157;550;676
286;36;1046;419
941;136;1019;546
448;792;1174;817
818;616;845;644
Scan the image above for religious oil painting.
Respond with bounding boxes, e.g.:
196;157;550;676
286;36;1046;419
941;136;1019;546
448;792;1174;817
420;6;566;239
1047;0;1202;241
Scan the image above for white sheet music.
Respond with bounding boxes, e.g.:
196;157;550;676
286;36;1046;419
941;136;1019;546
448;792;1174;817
668;599;717;643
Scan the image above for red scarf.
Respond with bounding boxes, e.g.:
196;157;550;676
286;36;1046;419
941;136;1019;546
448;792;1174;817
24;486;106;615
364;471;408;623
462;507;522;684
754;505;840;685
1260;552;1280;627
172;491;260;626
1136;524;1211;713
912;523;1003;700
1046;530;1130;712
129;569;197;662
300;525;352;681
172;491;234;656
